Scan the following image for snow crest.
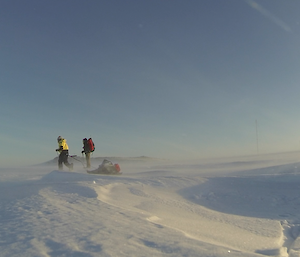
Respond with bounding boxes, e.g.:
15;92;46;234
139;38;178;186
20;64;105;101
1;155;300;256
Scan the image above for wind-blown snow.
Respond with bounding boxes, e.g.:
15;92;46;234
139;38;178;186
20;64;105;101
1;152;300;257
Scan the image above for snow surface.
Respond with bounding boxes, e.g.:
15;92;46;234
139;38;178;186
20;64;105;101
1;152;300;257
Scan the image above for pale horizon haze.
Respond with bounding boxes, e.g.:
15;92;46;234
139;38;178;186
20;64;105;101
1;0;300;167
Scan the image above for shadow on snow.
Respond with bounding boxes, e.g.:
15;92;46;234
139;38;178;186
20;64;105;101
179;163;300;220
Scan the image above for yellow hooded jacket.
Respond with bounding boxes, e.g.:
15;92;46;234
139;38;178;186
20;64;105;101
57;138;69;152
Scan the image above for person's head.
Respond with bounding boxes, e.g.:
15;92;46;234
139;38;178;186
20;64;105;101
83;138;87;144
57;136;63;142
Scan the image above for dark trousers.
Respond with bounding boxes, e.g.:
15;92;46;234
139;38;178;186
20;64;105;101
58;150;71;170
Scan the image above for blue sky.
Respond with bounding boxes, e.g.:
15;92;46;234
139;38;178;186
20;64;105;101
1;0;300;167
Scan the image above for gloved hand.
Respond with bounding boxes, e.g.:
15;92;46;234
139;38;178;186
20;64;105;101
56;149;59;152
81;150;84;154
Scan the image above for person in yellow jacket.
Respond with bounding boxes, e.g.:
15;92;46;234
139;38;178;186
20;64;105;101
56;136;73;170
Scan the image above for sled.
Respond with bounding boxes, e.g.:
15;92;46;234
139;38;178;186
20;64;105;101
87;159;122;175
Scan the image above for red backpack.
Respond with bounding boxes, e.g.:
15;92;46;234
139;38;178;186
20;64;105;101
114;163;121;172
87;138;95;152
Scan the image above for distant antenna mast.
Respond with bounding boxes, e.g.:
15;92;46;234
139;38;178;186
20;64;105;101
255;120;259;154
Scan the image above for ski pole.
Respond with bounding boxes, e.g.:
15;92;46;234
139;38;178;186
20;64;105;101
69;155;86;168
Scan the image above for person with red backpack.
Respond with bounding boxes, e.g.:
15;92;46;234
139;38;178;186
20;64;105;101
81;138;95;168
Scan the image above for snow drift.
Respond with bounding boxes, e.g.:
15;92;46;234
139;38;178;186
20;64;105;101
1;153;300;256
